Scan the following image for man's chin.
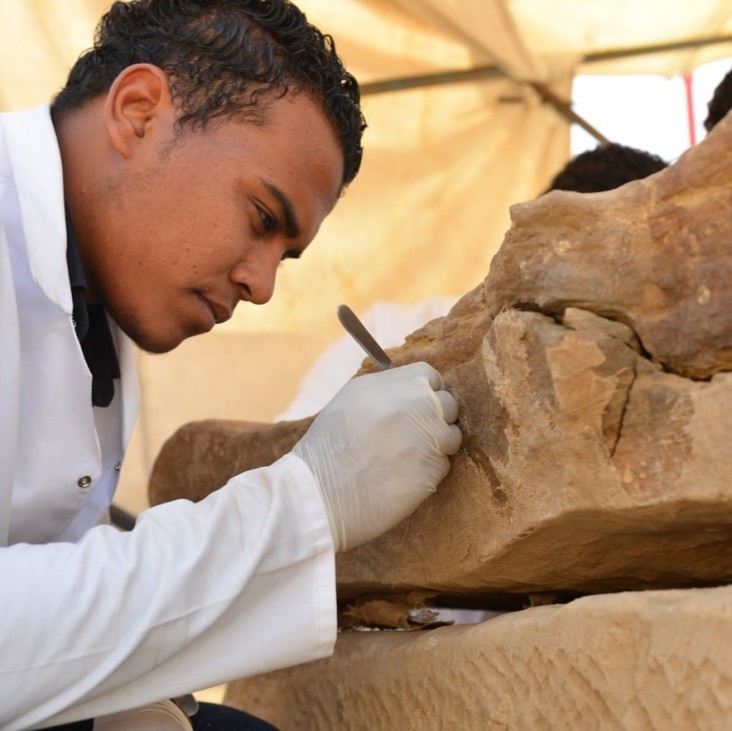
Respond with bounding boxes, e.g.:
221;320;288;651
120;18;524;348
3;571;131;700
133;338;180;355
124;325;191;355
111;309;209;354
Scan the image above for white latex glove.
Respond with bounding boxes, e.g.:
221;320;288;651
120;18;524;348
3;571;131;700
292;362;462;552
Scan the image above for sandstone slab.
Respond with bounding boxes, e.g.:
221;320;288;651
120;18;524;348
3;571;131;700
150;418;309;505
225;585;732;730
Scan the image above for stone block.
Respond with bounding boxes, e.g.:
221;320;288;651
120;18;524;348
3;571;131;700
149;113;732;603
225;585;732;730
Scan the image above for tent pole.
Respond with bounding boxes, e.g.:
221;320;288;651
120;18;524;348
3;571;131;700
683;73;697;147
359;33;732;95
583;34;732;63
358;33;732;146
360;66;610;145
359;66;504;95
528;81;609;144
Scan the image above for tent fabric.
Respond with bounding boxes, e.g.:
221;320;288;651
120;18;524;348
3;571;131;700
1;1;731;513
512;0;732;77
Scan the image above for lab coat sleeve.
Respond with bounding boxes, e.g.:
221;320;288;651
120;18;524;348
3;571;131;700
0;453;336;731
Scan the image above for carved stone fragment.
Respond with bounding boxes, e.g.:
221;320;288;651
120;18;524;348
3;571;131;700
223;585;732;730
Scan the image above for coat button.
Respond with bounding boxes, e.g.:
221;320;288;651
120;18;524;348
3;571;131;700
77;475;92;488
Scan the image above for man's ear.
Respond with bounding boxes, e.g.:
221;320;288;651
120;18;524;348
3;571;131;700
104;64;175;158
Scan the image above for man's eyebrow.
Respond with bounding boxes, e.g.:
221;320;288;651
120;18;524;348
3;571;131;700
263;180;301;239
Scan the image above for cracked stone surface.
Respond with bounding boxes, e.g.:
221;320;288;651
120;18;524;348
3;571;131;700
149;112;732;604
224;585;732;731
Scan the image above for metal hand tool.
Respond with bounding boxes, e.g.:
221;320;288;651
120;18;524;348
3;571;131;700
337;304;392;370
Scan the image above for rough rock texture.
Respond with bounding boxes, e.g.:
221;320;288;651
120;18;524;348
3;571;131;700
225;585;732;731
150;418;310;504
149;113;732;604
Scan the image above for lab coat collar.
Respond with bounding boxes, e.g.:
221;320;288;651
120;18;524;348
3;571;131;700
1;104;140;447
0;105;70;311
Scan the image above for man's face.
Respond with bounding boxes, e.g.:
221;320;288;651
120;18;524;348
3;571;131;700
81;92;344;353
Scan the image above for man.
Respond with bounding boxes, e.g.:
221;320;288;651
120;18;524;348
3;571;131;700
545;142;668;194
0;1;461;729
704;64;732;133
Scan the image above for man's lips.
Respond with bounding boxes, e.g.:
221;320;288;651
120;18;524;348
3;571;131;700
197;294;233;328
202;296;233;324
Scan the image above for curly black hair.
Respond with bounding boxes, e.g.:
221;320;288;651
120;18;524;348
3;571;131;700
704;66;732;133
546;142;668;194
51;0;366;186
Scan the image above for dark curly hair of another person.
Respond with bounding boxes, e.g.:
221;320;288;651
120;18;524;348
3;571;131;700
546;142;668;194
704;66;732;133
51;0;366;186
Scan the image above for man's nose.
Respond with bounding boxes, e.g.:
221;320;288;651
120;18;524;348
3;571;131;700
230;253;279;305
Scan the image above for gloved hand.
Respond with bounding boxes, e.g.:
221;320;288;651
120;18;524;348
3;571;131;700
292;362;462;552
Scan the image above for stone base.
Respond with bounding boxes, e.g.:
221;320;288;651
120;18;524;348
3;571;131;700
225;585;732;730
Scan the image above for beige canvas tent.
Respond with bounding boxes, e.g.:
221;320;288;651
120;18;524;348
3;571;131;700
2;0;732;513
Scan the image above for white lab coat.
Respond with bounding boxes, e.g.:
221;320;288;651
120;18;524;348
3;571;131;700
0;106;336;730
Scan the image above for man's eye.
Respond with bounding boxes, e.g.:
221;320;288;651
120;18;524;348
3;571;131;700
257;206;277;232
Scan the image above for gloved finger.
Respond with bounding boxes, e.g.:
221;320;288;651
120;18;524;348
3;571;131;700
405;361;443;391
426;366;444;391
440;423;463;456
398;361;447;392
434;389;459;424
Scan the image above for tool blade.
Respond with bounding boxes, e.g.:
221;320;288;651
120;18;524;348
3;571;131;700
337;304;393;370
